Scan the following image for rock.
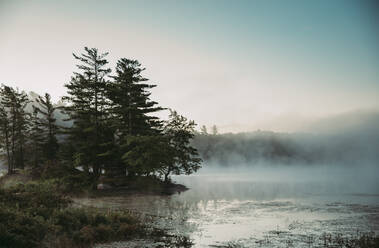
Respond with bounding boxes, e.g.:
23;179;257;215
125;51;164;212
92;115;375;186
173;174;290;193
97;183;112;190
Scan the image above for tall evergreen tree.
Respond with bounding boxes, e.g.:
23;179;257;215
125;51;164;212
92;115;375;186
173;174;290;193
200;125;208;135
211;125;218;135
0;104;12;173
62;47;112;178
28;106;45;168
107;58;165;177
35;93;60;161
0;85;30;173
109;58;164;137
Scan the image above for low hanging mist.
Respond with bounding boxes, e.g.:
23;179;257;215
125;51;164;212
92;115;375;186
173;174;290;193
194;111;379;166
188;111;379;198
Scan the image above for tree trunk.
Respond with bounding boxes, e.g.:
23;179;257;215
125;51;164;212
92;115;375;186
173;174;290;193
4;126;12;174
164;168;171;183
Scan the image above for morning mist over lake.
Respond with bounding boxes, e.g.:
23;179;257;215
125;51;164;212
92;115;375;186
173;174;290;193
0;0;378;247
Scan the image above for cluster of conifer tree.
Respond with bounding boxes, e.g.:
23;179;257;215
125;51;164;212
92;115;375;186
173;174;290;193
0;47;201;183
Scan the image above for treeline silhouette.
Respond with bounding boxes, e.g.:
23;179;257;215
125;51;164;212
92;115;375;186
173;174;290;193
193;124;379;166
0;47;201;185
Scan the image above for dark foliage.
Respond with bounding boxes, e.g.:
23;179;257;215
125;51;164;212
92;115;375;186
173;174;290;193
0;47;201;186
0;181;142;248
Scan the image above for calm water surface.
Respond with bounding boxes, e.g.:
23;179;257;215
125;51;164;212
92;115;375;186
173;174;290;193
90;166;379;247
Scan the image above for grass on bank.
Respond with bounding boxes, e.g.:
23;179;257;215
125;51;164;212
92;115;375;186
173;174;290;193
0;176;193;248
0;180;143;248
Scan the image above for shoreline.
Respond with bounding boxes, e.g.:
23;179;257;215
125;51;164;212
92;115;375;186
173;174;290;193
0;171;194;248
90;182;188;198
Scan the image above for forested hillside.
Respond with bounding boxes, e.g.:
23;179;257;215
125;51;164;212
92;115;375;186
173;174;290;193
193;116;379;166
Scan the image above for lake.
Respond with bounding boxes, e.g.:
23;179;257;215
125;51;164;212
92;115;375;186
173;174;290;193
92;165;379;247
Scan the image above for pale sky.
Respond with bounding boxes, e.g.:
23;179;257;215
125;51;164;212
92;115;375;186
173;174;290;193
0;0;378;132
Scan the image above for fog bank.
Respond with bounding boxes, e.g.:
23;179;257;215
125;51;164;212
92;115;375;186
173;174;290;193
193;111;379;167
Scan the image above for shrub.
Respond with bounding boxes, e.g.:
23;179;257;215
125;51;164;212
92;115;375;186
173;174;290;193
0;208;47;248
72;225;96;246
117;223;138;238
95;224;114;242
0;180;144;248
0;180;71;217
54;210;82;234
93;213;109;226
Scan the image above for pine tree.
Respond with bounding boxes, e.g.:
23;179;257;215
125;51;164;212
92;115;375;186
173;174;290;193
28;106;45;168
35;93;60;161
0;85;30;173
62;47;112;178
107;58;165;177
0;104;12;173
109;58;164;137
200;125;208;135
211;125;218;135
14;90;29;170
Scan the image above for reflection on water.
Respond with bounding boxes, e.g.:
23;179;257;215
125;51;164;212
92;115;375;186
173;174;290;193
90;167;379;247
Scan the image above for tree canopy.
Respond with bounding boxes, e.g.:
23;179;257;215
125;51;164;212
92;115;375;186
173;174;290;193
0;47;202;185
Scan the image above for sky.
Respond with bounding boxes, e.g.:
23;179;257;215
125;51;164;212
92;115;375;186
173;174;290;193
0;0;378;133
